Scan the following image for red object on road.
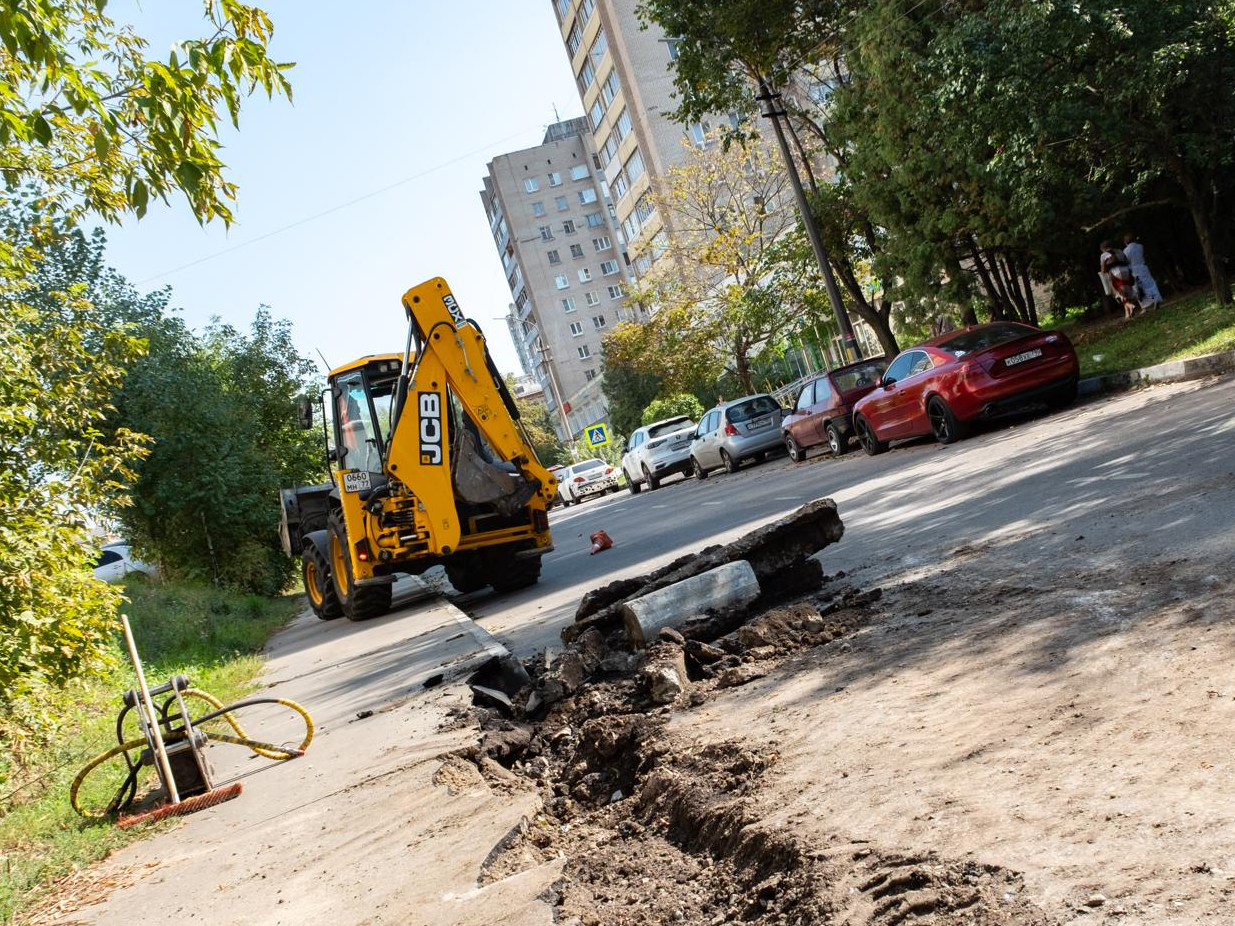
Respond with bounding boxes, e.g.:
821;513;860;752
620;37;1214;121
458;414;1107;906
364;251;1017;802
589;530;613;555
851;322;1079;454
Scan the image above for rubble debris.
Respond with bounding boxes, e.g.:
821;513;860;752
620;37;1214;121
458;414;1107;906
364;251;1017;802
715;665;767;689
622;560;760;648
566;498;843;642
470;684;513;712
641;643;689;704
541;650;586;705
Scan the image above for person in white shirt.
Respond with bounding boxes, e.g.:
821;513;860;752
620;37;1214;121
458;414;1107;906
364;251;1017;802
1122;233;1163;309
1100;241;1140;318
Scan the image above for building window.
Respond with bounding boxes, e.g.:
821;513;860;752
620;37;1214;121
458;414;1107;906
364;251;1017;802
585;368;597;382
578;188;598;205
588;98;605;132
634;253;652;275
584;212;605;228
577;344;592;359
554;0;571;22
600;69;620;107
651;231;669;259
569;321;584;336
624;148;645;184
578;267;592;282
585;290;600;306
665;38;680;61
548;171;563;187
562;219;576;234
566;19;583;56
635;193;655;224
579;0;594;22
570;164;590;181
524;177;539;193
547;249;561;265
570;243;584;258
592;235;611;251
611;171;628;201
555;274;569;289
598;130;618;167
554;195;569;212
532;201;546;217
607;284;625;299
539;225;554;240
562;297;576;312
621;213;639;241
615;108;632;141
577;58;595;93
600;259;619;276
589;28;607;65
592;314;607;329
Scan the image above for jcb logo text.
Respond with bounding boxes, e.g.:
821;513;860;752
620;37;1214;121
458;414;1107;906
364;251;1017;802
419;392;443;465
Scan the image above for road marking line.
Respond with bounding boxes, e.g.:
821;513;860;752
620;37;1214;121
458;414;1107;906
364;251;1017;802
652;504;668;509
702;502;724;506
772;497;803;501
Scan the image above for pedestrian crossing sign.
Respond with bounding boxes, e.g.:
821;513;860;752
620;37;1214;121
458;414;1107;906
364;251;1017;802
586;424;610;448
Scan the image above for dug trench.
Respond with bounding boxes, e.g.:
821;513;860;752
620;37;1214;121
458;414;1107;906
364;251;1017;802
440;500;1052;926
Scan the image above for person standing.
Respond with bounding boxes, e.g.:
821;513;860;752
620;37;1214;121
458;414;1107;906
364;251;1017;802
1123;233;1163;309
1100;240;1139;318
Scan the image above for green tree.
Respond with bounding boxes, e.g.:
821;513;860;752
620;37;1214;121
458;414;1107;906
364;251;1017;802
0;1;292;695
600;344;663;437
506;377;569;467
629;135;829;393
641;393;705;426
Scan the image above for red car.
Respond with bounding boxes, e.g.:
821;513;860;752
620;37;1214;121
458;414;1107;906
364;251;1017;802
851;322;1079;454
781;357;888;461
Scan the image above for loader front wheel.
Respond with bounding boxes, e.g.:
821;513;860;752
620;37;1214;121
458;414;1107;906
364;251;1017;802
327;513;393;621
302;542;342;620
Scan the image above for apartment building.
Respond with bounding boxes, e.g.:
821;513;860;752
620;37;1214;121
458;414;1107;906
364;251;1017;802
480;118;633;440
554;0;714;278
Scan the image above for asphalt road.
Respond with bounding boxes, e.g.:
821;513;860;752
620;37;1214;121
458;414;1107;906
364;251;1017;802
463;374;1235;658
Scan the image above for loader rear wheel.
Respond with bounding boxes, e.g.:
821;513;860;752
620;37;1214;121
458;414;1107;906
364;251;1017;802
302;543;342;620
488;550;542;594
327;513;393;621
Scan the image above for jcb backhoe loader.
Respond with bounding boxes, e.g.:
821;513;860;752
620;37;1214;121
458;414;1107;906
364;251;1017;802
277;277;557;621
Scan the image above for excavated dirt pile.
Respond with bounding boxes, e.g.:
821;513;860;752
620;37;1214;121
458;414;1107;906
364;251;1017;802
454;500;1052;925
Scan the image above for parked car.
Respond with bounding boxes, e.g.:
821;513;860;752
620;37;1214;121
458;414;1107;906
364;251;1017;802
556;458;620;505
690;394;786;478
782;357;888;461
622;415;697;492
92;542;155;584
851;323;1079;454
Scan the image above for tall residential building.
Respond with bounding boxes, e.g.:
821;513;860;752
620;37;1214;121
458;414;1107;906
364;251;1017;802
480;118;634;441
553;0;711;278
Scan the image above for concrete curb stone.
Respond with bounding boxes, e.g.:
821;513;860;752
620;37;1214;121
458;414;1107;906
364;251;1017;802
1078;347;1235;398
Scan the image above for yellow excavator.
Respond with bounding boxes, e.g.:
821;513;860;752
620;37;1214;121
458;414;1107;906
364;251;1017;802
278;277;557;620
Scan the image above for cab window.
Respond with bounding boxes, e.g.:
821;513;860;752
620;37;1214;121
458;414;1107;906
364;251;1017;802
334;372;382;473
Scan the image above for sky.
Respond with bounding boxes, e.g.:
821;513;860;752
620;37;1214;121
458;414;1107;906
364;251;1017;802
102;1;583;377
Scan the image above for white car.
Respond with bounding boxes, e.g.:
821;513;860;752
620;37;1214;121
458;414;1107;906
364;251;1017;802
93;542;156;583
621;415;697;493
557;458;620;506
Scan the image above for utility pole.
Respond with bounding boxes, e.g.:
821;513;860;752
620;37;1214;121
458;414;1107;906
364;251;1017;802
536;341;574;444
756;77;861;362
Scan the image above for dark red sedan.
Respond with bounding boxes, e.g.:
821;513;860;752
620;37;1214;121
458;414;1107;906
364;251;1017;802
782;357;887;460
851;323;1079;454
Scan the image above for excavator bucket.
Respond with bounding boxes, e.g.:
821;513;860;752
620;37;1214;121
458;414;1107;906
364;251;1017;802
451;427;540;516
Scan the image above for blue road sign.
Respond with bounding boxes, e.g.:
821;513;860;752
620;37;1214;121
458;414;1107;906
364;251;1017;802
586;424;610;448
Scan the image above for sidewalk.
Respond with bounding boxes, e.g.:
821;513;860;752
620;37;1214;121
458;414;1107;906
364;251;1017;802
54;579;559;926
1079;345;1235;397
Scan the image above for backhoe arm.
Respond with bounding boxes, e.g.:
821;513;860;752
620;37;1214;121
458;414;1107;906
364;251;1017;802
385;277;557;556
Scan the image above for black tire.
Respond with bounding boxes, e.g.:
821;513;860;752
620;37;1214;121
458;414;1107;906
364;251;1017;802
691;456;709;480
1046;379;1078;411
720;449;739;474
927;396;970;445
643;464;660;491
826;422;849;456
301;543;342;620
327;512;393;621
855;415;888;456
488;550;542;593
786;433;807;463
445;556;489;594
627;467;642;495
753;451;767;463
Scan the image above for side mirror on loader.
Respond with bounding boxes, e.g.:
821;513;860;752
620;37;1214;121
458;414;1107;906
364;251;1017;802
296;396;316;430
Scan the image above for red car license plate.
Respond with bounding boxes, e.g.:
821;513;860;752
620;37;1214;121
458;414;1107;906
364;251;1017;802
1005;348;1042;367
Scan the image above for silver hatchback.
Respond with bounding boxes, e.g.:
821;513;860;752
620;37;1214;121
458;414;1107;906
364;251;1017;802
690;394;786;477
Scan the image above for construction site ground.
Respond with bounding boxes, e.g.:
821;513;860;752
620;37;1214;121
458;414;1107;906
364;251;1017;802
39;375;1235;926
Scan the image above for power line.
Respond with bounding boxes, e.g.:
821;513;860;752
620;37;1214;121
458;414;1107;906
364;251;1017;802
135;124;544;286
